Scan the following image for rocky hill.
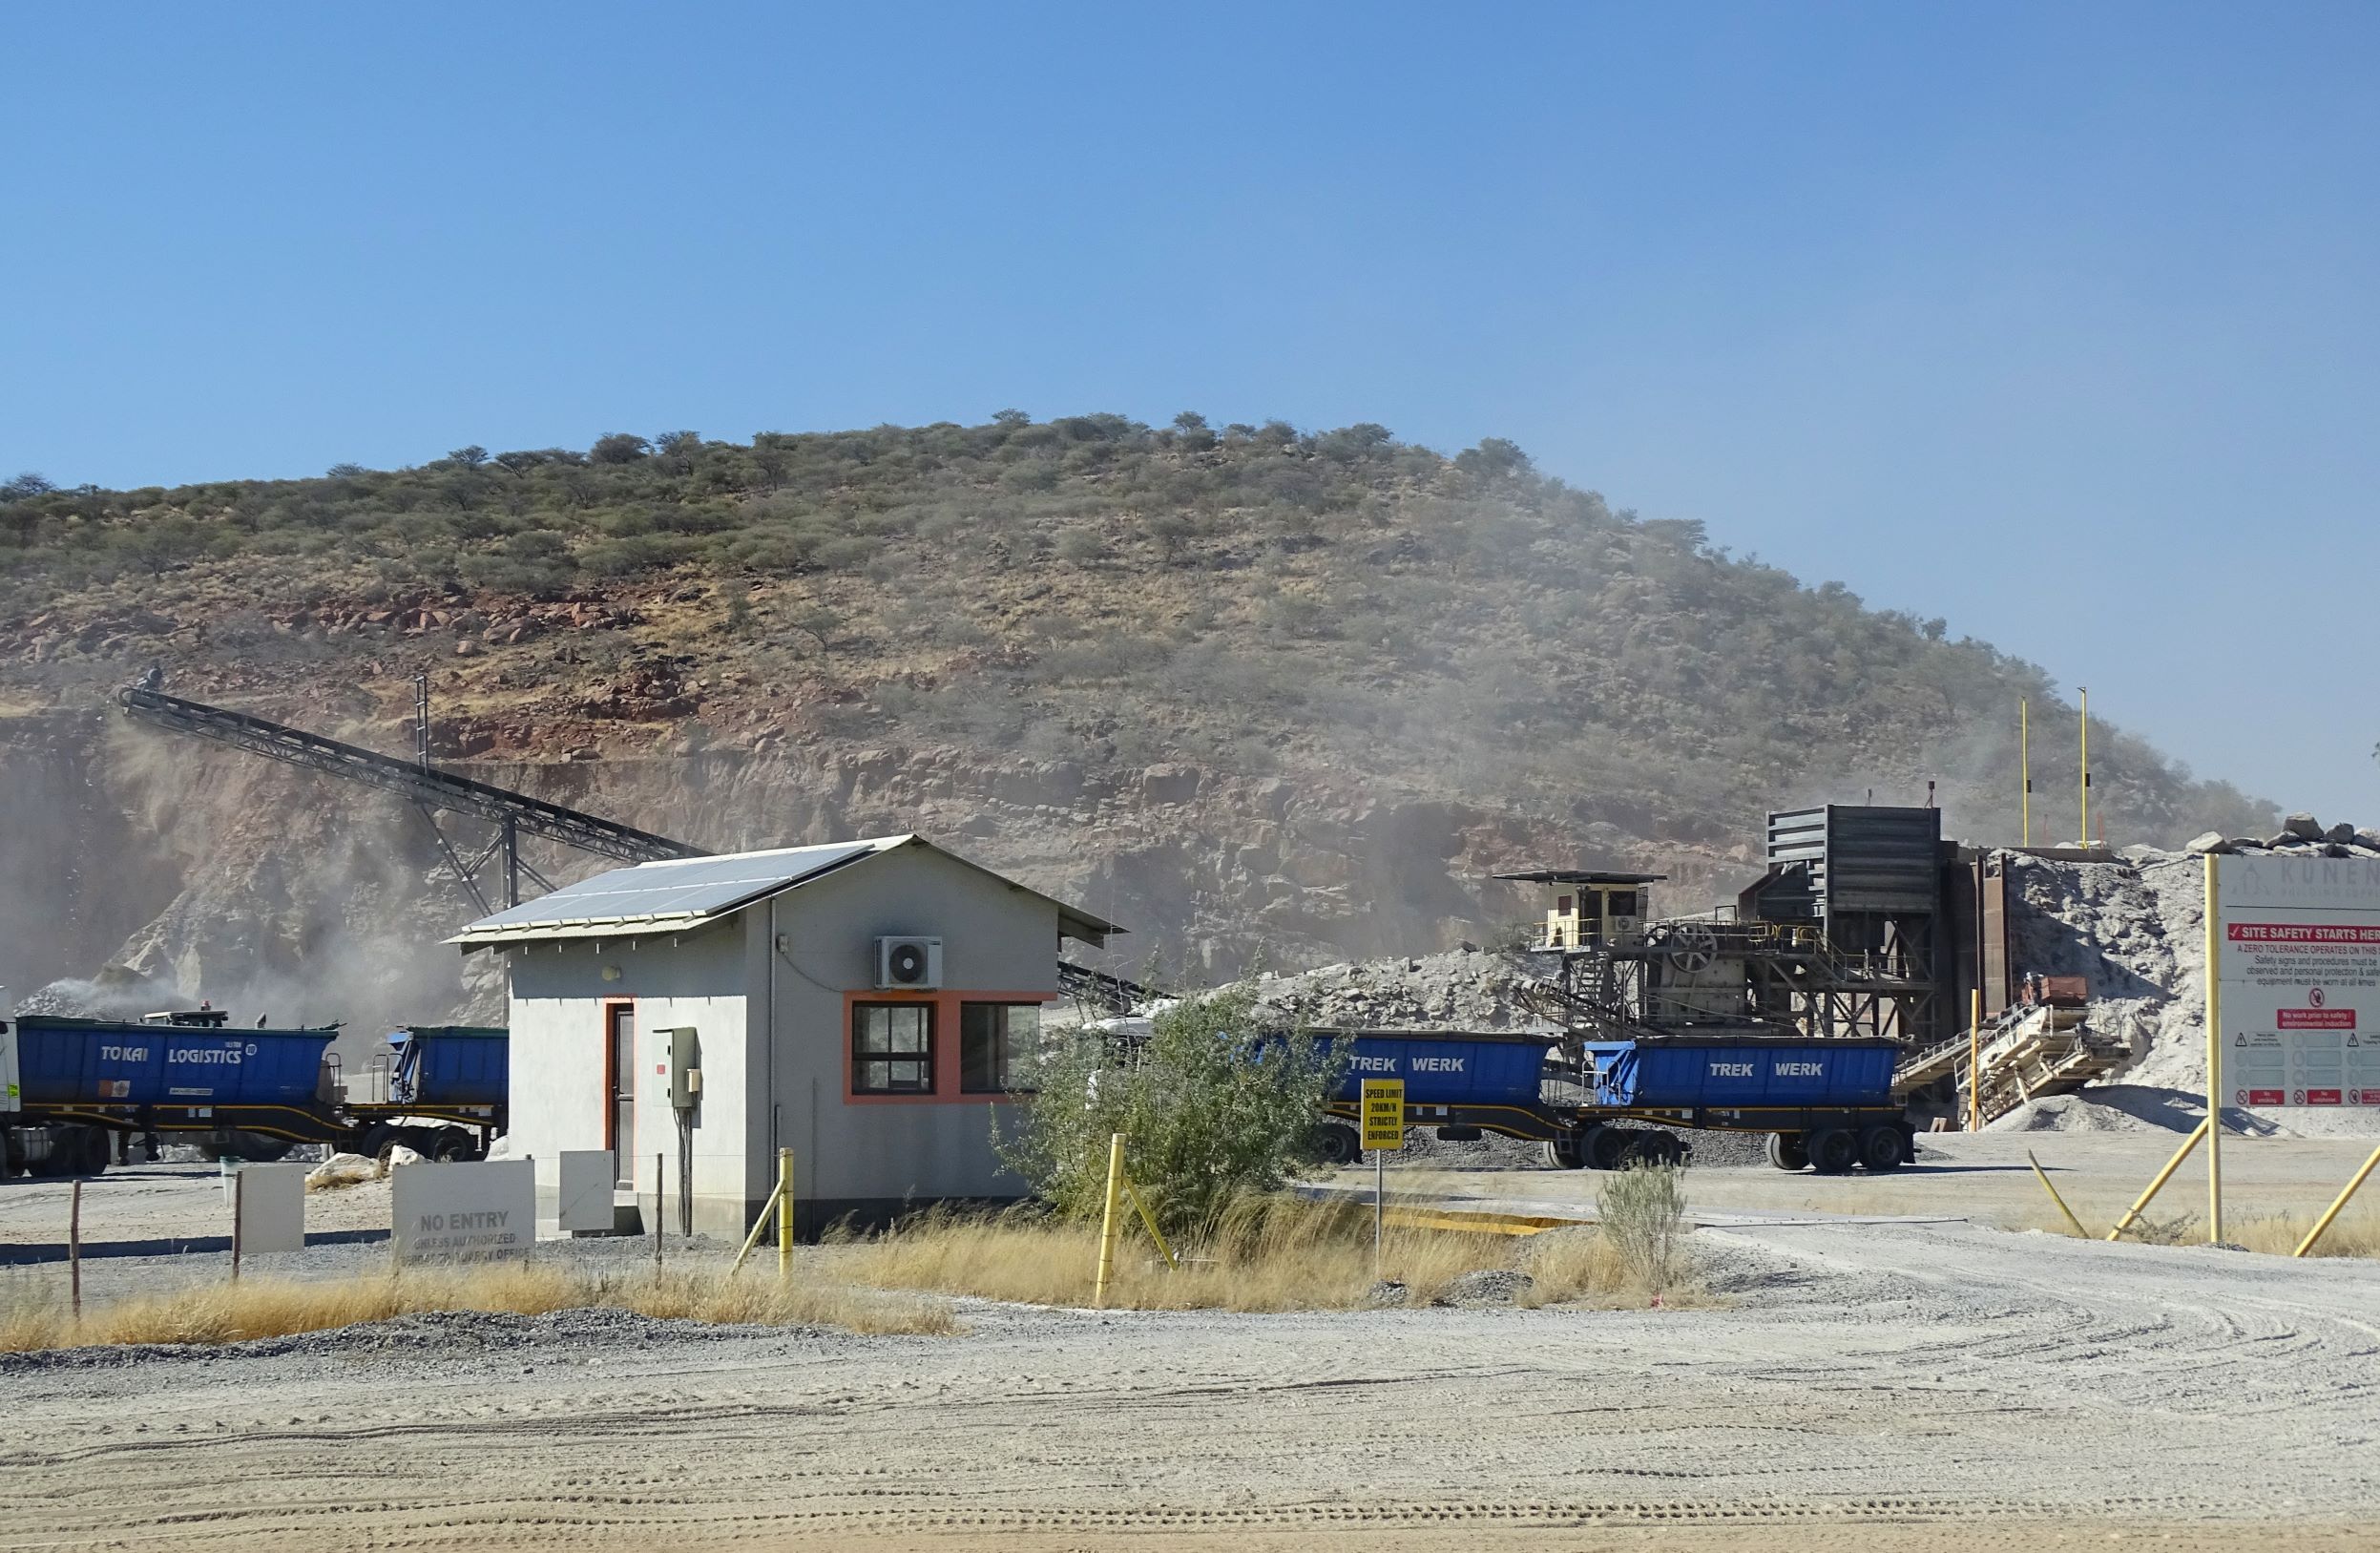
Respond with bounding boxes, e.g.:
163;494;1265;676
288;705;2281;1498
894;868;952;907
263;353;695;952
0;415;2274;1036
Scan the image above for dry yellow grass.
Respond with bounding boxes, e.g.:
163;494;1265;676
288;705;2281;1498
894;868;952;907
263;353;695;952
828;1198;1705;1312
0;1265;956;1354
1994;1204;2380;1258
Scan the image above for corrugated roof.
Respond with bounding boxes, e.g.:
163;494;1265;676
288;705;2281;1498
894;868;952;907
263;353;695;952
448;834;1122;947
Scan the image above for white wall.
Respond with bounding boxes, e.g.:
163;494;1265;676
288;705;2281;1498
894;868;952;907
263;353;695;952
502;922;748;1229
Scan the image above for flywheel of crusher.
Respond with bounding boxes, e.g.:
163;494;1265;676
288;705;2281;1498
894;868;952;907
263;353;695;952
1665;923;1720;974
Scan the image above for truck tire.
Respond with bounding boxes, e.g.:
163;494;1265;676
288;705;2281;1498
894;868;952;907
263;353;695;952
1584;1125;1630;1172
1806;1127;1858;1176
1314;1123;1363;1166
1621;1131;1681;1168
431;1127;476;1163
1764;1132;1808;1171
1859;1124;1907;1173
1543;1134;1584;1169
41;1126;108;1178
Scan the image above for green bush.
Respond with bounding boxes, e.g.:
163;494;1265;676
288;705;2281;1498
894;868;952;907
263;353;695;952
995;986;1345;1239
1596;1163;1689;1293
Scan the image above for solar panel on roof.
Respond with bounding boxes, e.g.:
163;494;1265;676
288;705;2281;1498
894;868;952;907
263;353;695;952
461;840;887;932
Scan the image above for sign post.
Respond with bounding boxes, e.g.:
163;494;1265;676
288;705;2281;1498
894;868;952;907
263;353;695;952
1361;1079;1406;1275
2205;852;2223;1244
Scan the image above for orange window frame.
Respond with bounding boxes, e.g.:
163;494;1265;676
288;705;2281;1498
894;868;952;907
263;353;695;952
841;989;1054;1104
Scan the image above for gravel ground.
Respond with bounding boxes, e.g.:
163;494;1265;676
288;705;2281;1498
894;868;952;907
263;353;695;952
1;1220;2374;1549
1;1158;2378;1549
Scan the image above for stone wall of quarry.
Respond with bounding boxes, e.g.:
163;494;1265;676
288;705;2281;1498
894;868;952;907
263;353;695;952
0;707;1757;1057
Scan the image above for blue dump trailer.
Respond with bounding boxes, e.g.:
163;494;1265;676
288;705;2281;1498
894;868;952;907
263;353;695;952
14;1019;337;1108
1310;1029;1912;1175
388;1025;509;1107
0;1013;509;1178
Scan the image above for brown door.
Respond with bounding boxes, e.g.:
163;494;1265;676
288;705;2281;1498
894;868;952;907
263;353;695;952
607;1003;635;1186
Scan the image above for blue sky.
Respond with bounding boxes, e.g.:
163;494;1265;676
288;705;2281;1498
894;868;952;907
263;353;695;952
5;3;2375;823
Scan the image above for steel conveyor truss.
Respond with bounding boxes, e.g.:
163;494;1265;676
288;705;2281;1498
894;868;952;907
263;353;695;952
118;684;705;911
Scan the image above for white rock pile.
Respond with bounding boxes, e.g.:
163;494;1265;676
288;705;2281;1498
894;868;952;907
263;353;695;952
1244;948;1561;1033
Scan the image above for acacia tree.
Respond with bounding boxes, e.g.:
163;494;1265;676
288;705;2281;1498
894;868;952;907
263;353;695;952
590;431;651;465
995;985;1344;1238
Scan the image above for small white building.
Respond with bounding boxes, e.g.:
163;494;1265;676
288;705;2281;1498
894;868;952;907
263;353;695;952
449;835;1120;1235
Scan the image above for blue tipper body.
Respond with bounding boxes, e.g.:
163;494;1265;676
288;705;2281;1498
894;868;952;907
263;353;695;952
12;1018;335;1107
390;1026;510;1106
1315;1031;1551;1107
1584;1038;1899;1109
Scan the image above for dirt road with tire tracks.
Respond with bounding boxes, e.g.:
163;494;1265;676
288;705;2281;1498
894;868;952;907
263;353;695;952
1;1206;2374;1551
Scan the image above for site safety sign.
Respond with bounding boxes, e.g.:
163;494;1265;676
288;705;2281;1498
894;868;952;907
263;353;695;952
1361;1079;1407;1151
2211;854;2380;1107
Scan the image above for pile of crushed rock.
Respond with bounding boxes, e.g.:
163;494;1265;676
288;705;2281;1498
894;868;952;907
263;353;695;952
2185;812;2380;859
1244;948;1561;1033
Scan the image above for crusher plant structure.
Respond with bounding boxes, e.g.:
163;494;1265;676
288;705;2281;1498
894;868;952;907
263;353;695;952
1497;803;2122;1135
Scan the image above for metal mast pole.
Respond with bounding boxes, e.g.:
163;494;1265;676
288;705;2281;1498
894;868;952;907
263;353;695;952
2077;686;2090;846
2020;698;2031;847
414;674;431;769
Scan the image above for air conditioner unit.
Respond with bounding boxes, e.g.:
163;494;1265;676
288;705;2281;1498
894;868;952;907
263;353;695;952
875;936;942;990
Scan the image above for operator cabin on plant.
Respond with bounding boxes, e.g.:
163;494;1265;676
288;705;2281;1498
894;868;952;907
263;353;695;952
449;835;1121;1236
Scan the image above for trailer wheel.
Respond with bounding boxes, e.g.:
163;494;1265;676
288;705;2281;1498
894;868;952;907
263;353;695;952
1858;1124;1907;1173
1314;1123;1364;1166
431;1127;476;1163
1584;1125;1629;1172
1764;1132;1808;1172
1622;1132;1682;1169
1806;1127;1858;1176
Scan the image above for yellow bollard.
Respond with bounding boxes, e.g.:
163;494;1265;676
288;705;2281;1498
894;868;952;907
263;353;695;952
778;1146;794;1279
2295;1139;2380;1257
1968;989;1982;1133
1093;1132;1126;1309
2105;1117;2209;1241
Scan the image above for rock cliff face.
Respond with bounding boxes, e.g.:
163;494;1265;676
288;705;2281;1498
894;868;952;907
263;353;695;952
0;703;1757;1059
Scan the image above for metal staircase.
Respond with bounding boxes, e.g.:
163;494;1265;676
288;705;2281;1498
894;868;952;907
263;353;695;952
1893;998;2128;1123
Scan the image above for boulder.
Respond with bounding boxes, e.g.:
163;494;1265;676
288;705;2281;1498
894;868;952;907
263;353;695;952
305;1152;379;1191
2359;829;2380;852
2326;821;2359;845
1140;763;1201;807
2283;813;2325;841
2184;831;2229;855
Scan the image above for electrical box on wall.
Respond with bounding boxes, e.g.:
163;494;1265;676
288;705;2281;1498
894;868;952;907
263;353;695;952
664;1026;700;1110
875;936;943;990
